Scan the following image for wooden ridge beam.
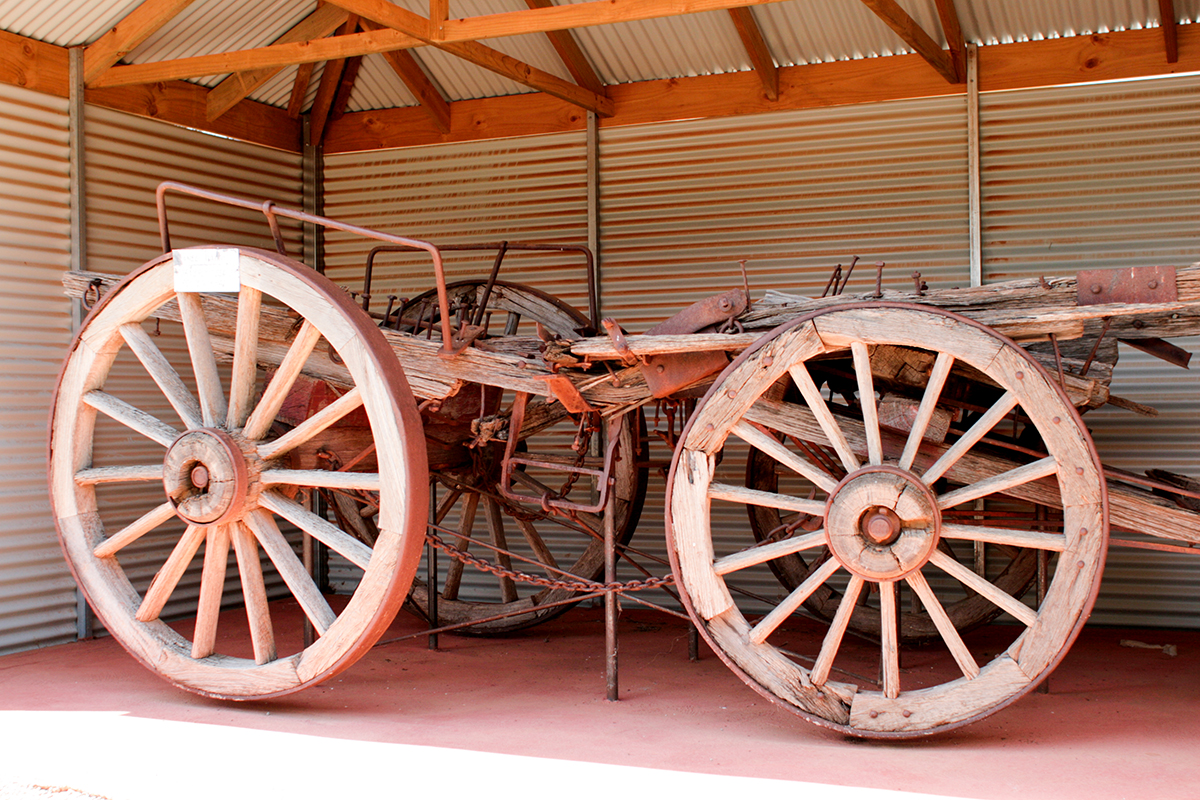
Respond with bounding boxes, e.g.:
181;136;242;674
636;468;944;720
1159;0;1179;63
206;4;350;121
525;0;607;97
89;26;421;88
83;0;198;84
727;7;778;100
859;0;956;83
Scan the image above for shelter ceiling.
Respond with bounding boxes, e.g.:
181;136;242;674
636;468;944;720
0;0;1194;152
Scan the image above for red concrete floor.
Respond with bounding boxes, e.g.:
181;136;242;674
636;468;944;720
0;601;1196;799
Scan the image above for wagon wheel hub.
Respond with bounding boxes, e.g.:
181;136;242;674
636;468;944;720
824;465;941;581
163;428;255;525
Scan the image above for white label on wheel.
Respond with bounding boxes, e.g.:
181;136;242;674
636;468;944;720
173;248;241;293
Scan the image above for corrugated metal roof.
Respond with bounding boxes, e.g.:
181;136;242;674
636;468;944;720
0;0;1193;112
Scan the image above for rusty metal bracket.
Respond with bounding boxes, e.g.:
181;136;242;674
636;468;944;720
1077;265;1177;306
533;373;597;413
602;318;638;366
1118;337;1192;369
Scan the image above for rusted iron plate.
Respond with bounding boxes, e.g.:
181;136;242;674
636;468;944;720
1118;337;1192;369
533;374;596;413
1077;266;1177;306
645;289;749;335
643;350;729;398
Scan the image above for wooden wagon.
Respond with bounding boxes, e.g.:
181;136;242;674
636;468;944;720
50;182;1200;739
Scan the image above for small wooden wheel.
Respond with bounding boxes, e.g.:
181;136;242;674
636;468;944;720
48;248;428;699
667;303;1107;736
397;280;646;634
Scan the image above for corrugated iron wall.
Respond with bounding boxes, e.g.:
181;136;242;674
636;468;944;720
979;74;1200;627
0;83;76;655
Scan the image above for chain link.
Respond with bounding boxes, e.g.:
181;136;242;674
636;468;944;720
424;530;675;593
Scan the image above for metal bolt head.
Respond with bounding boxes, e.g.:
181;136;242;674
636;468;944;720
762;355;774;367
1015;371;1024;380
1148;279;1159;289
1091;283;1103;294
190;464;210;490
656;364;666;374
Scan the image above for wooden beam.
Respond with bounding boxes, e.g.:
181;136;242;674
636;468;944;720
932;0;966;82
287;61;315;118
330;55;364;122
89;26;420;87
0;29;69;95
442;0;792;42
430;0;449;40
325;26;1200;152
859;0;957;83
309;58;347;147
335;0;612;115
380;48;451;132
1159;0;1179;63
439;39;613;116
83;0;198;84
525;0;607;97
727;7;778;100
206;4;350;121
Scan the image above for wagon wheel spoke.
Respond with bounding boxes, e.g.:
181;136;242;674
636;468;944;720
898;352;954;470
940;523;1066;552
177;292;228;427
514;515;560;578
137;524;207;622
243;510;336;635
259;490;373;570
230;522;276;664
730;421;836;492
937;456;1058;510
442;491;478;601
120;322;203;430
261;468;381;492
810;574;864;685
484;497;519;604
927;549;1037;626
227;286;263;429
714;529;826;576
878;580;899;698
257;387;364;460
192;524;231;659
708;483;826;516
921;391;1019;485
503;311;521;336
789;362;860;472
93;500;177;558
75;464;164;485
905;570;979;680
850;342;883;466
749;557;840;644
242;320;323;441
82;390;178;447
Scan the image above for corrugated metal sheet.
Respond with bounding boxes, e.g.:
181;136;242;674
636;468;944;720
572;10;750;84
599;96;970;329
979;73;1200;627
0;82;75;655
83;105;304;623
0;0;138;46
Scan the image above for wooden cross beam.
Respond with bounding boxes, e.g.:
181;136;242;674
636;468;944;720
858;0;957;83
83;0;198;84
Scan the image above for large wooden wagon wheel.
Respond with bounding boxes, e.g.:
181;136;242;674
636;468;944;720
667;303;1107;736
48;247;428;699
398;280;647;634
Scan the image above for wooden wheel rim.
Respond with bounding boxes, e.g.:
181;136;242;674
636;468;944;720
666;303;1108;737
48;248;429;699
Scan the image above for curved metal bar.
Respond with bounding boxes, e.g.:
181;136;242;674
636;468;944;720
155;181;455;354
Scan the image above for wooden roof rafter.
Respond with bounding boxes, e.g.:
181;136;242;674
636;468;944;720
360;19;451;133
858;0;958;83
1159;0;1179;63
727;6;778;100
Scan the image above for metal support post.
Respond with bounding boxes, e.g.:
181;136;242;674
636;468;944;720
967;42;982;288
604;473;619;701
428;480;439;650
